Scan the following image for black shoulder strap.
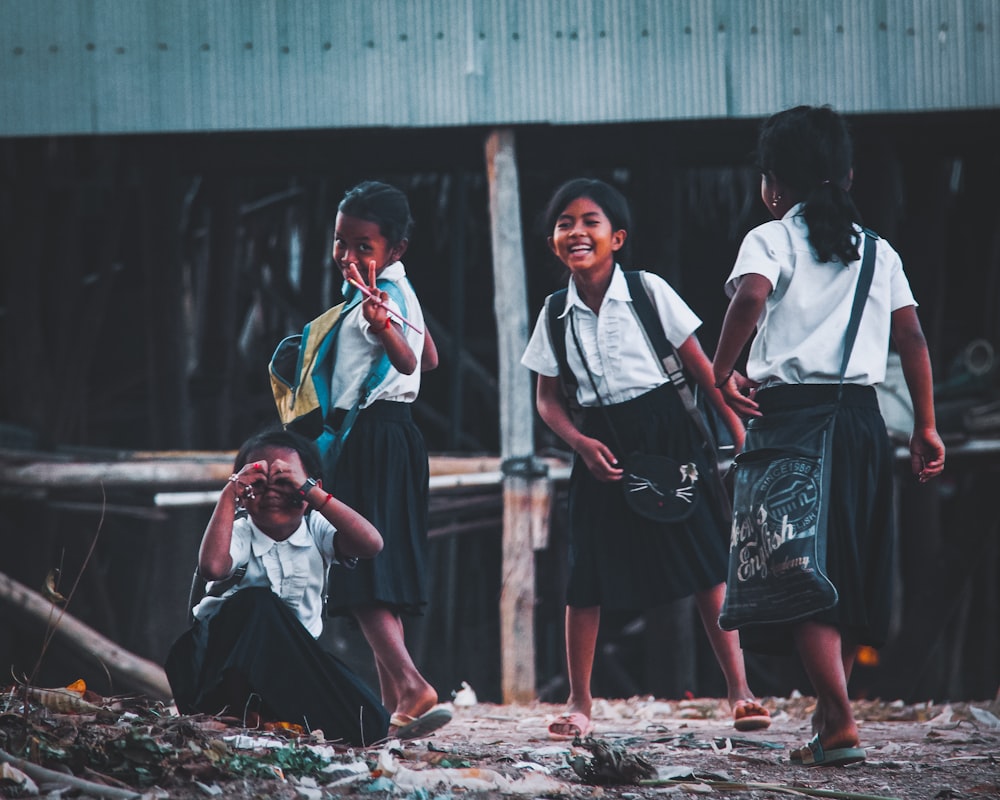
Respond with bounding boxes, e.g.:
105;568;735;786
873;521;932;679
623;271;691;393
545;288;579;404
841;229;878;376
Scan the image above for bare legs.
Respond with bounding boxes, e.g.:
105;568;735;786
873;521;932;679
564;605;601;720
559;590;762;733
794;620;860;748
354;605;437;724
694;582;760;709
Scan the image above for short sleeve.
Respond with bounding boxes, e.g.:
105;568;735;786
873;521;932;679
886;246;917;311
641;273;701;347
520;303;560;377
227;518;253;574
726;224;784;298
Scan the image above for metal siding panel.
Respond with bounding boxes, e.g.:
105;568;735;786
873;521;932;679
1;0;999;136
1;0;96;135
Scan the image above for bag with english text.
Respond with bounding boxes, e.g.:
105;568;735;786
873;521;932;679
718;404;839;629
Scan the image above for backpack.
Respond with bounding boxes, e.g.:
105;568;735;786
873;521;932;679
545;270;733;509
269;279;408;468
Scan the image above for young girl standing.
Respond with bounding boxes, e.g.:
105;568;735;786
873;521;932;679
521;178;769;740
165;429;388;745
712;106;945;766
320;181;450;740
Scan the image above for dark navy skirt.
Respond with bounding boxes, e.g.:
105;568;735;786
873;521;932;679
737;384;896;654
324;401;430;617
165;588;389;745
566;382;731;611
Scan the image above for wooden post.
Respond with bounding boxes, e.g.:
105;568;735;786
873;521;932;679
485;129;543;703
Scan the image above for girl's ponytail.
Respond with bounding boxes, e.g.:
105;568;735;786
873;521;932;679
758;105;862;265
803;181;862;264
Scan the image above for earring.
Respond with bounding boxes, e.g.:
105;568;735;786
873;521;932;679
770;193;782;207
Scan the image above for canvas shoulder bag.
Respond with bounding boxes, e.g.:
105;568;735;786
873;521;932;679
719;229;878;629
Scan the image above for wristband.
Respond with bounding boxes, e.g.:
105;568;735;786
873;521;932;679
298;477;318;496
316;493;333;511
714;370;734;389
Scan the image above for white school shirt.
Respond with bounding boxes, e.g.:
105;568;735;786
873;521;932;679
725;206;916;389
520;266;701;406
329;261;425;409
192;514;338;638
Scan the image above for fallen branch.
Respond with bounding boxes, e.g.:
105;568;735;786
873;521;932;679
0;570;171;699
0;748;143;799
641;778;901;800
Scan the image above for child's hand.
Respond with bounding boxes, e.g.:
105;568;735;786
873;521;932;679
228;461;267;500
268;458;309;496
717;372;762;418
346;261;393;332
577;436;624;483
910;427;945;483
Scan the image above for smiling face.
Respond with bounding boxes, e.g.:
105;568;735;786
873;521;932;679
548;196;626;280
239;445;309;540
332;212;406;281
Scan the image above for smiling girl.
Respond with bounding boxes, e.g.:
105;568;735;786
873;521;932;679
319;181;450;740
521;178;768;740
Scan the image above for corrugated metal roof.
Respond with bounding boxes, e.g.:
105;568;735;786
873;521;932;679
1;0;998;136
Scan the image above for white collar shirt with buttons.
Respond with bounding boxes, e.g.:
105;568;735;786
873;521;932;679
192;514;337;638
521;265;701;407
725;205;916;388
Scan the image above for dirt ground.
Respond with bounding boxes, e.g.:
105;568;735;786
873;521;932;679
2;691;999;799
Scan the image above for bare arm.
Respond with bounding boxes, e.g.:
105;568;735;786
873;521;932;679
349;261;419;374
712;274;771;418
269;455;385;559
198;463;266;580
891;305;945;482
302;484;384;559
676;334;746;451
421;328;439;372
536;374;623;482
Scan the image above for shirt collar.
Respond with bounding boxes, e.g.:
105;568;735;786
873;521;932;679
561;264;628;318
784;202;806;220
249;517;312;557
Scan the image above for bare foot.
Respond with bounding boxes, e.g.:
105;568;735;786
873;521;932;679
388;684;439;732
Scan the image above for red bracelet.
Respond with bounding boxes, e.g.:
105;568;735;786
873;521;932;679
383;317;392;330
316;493;333;511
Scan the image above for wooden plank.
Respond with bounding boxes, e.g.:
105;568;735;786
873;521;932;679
486;128;542;704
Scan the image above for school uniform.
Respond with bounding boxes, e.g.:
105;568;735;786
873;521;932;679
521;265;731;611
165;515;389;745
725;205;916;652
323;261;431;617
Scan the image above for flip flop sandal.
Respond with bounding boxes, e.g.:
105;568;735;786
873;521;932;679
733;699;772;731
390;706;453;740
790;734;866;767
547;711;593;741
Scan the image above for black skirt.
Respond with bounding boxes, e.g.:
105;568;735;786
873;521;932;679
324;401;430;616
566;382;731;611
165;587;389;745
737;384;896;654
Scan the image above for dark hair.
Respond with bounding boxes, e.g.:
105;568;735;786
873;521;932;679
234;428;323;483
542;178;633;263
338;180;414;246
757;105;862;264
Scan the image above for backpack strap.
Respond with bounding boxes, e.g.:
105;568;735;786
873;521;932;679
188;563;248;625
545;288;578;402
317;278;410;471
623;270;732;510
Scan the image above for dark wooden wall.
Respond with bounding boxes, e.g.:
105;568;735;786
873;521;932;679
2;110;999;703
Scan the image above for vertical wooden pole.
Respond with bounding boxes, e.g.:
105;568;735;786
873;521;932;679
485;128;540;703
